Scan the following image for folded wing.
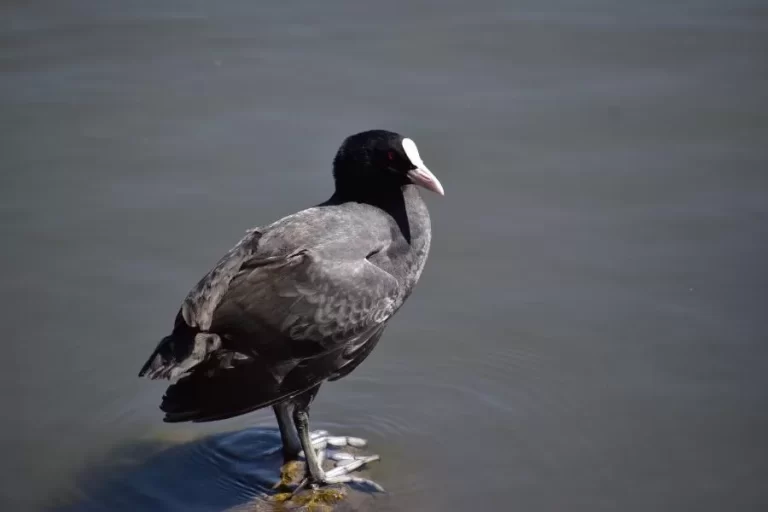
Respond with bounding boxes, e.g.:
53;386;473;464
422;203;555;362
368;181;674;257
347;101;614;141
139;231;401;420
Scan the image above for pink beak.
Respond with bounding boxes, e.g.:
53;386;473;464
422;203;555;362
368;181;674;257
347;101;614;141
407;165;445;196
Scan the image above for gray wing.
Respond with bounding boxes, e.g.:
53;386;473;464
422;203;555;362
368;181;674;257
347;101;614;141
213;248;401;349
142;229;401;421
180;229;264;331
139;229;264;379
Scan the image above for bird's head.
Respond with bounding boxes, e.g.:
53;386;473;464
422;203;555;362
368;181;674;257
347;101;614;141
332;130;444;199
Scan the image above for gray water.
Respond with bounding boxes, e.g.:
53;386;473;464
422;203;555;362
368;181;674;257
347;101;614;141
2;1;767;511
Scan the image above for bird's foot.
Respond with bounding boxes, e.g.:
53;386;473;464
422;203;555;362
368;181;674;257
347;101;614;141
281;430;382;494
290;454;384;496
303;429;368;460
305;430;383;492
274;451;382;492
268;430;382;509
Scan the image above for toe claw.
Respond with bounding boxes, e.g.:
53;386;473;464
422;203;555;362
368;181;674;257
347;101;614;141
325;455;380;478
324;475;385;492
291;478;310;496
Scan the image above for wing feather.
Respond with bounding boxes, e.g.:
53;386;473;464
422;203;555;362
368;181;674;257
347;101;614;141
215;249;400;348
180;230;262;330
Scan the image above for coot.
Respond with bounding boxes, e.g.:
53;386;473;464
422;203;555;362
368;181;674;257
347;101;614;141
139;130;443;490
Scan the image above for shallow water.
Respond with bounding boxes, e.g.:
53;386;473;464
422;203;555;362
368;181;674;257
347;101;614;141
2;1;767;511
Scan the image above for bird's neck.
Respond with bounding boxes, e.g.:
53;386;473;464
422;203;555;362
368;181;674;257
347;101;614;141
323;185;428;249
328;185;406;209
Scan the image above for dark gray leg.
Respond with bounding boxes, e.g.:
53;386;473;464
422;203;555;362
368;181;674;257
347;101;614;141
273;402;301;461
293;405;326;485
290;385;324;485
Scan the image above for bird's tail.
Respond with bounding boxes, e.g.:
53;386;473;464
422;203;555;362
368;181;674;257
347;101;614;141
138;319;221;380
159;358;310;423
158;345;351;423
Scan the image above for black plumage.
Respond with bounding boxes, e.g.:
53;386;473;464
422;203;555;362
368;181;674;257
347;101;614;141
138;129;443;487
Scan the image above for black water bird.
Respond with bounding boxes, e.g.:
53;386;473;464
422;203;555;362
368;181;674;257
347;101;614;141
139;130;443;490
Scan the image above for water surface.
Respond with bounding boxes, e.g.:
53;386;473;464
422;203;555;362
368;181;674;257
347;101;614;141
2;1;767;511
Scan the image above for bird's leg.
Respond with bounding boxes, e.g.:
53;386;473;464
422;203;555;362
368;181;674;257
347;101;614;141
274;402;302;461
273;402;305;488
293;406;325;487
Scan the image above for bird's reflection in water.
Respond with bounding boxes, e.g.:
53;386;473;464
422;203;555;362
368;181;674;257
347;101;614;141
52;427;379;512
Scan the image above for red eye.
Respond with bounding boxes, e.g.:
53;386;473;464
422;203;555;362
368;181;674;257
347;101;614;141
387;151;394;161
